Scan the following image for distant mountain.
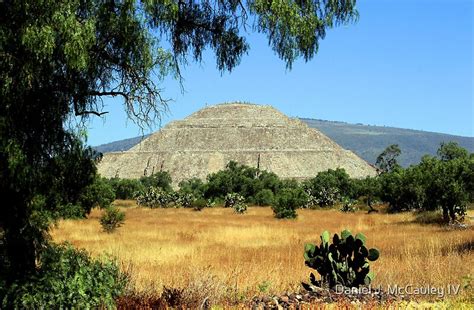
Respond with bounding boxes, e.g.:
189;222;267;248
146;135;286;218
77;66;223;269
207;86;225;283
94;135;150;153
300;119;473;167
94;119;473;167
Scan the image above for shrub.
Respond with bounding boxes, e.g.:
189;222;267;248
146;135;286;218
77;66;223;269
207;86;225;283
223;193;247;214
176;193;195;208
56;177;116;219
314;187;340;207
78;177;116;210
100;207;125;233
205;161;283;201
339;197;356;213
233;202;247;214
55;203;87;219
111;178;145;200
136;187;172;208
1;243;128;308
272;188;307;219
413;211;445;225
140;171;173;192
178;178;206;198
304;168;354;207
191;198;207;211
224;193;245;208
206;199;216;208
302;230;380;289
254;189;274;206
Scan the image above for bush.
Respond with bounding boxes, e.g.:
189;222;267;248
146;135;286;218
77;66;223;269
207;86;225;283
136;187;172;208
100;207;125;233
1;243;128;308
205;161;283;201
191;198;207;211
178;178;206;198
233;202;247;214
272;188;307;219
110;178;145;200
176;193;195;208
206;199;216;208
79;177;116;211
339;197;356;213
140;171;173;192
413;211;446;225
55;203;87;219
254;189;274;206
54;177;115;219
224;193;245;208
304;168;354;207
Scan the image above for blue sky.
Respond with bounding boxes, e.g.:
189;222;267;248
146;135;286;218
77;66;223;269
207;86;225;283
86;0;473;146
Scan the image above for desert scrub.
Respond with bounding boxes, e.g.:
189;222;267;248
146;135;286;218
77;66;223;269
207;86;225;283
272;188;307;219
100;206;125;233
0;243;127;308
192;198;207;211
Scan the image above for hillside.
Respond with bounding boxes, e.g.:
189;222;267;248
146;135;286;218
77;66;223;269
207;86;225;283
94;118;474;167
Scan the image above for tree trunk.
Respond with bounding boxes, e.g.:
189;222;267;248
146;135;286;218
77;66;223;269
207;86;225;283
449;206;456;223
442;207;450;223
3;191;38;283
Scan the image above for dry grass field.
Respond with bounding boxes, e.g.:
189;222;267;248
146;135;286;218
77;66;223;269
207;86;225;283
51;203;474;305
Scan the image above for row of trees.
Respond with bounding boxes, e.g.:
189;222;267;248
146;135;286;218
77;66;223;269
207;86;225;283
377;142;473;222
87;142;472;223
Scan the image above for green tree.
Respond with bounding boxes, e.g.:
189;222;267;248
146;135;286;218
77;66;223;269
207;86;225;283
272;187;307;219
378;143;473;222
205;161;282;201
178;177;206;198
109;178;145;200
140;171;173;192
0;0;358;284
437;141;469;162
304;168;353;207
375;144;401;174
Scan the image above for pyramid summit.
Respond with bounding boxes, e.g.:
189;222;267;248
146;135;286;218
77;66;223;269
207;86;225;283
97;103;376;184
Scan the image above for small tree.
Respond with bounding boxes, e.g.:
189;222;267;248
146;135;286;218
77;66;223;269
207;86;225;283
140;171;173;192
375;144;401;174
437;142;469;162
304;168;353;207
272;188;307;219
254;189;275;206
78;177;116;211
110;178;145;200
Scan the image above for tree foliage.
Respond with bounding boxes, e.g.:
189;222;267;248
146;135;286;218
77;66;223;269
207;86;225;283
378;143;473;222
1;243;127;308
0;0;358;284
140;171;173;192
205;161;282;201
375;144;401;174
303;168;354;207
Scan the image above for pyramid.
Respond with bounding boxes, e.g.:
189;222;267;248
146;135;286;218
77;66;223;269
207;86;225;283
97;103;376;185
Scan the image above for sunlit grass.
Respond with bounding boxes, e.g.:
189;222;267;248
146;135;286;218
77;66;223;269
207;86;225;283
51;204;474;302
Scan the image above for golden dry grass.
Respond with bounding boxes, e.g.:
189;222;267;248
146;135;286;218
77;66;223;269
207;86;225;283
50;205;474;302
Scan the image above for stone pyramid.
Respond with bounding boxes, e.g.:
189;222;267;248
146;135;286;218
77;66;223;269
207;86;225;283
97;103;376;185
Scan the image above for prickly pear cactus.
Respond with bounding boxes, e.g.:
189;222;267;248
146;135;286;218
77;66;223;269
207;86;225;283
233;202;248;214
302;229;380;290
224;193;244;208
339;197;356;213
136;187;171;208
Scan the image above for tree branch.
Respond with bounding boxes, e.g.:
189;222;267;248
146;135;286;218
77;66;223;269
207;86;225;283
89;90;129;100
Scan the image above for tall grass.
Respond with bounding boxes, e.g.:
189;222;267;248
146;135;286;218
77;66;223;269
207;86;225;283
51;205;474;303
